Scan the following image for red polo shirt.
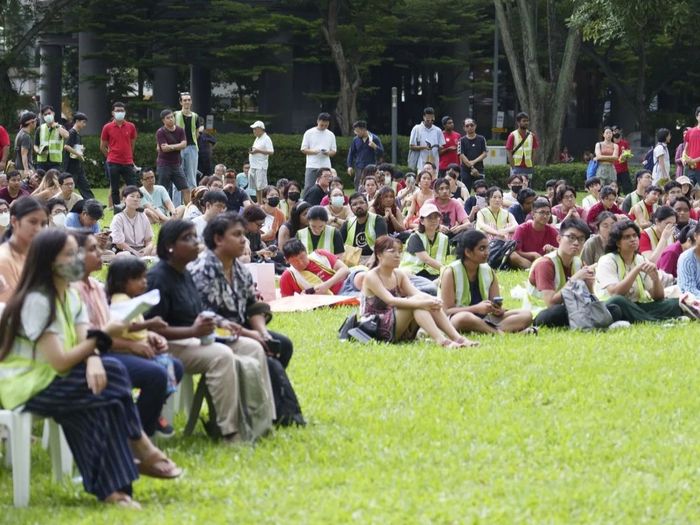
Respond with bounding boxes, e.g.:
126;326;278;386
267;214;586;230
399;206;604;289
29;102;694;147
101;120;137;165
0;126;9;150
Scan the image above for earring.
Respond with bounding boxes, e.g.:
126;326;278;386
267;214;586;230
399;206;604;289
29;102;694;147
168;248;173;253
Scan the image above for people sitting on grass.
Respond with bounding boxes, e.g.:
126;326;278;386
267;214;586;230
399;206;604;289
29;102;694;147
595;219;684;323
502;173;525;208
182;185;207;220
676;222;700;300
277;200;310;250
189;213;305;426
528;218;623;328
296;205;344;257
440;230;533;335
582;177;601;211
370;186;408;241
340;193;387;266
425;177;471;237
400;202;450;280
360;235;477;347
621;170;653;213
325;186;353;230
53;172;83;211
223;168;252;213
242;205;282;265
0;229;181;509
145;220;275;443
551;185;584;223
512;197;559;266
464;179;488;222
302;167;331;206
475;187;530;269
139;167;178;224
581;211;616;265
0;196;48;302
30;168;60;202
658;224;694;278
628;184;661;229
319;176;348;207
259;185;286;243
585;185;627;231
663;180;683;206
192;190;228;239
638;205;677;263
508;187;537;224
404;170;434;229
46;197;67;228
110;186;156;257
362;174;379;206
279;238;350;297
671;196;697;240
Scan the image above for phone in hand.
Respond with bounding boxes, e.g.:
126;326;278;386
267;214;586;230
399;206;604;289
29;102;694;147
492;296;503;308
266;338;282;356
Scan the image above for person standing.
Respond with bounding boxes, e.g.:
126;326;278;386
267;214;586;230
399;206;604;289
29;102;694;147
438;116;461;176
458;117;488;191
173;92;202;206
612;126;633;194
683;107;700;186
248;120;274;204
300;112;337;191
155;109;190;205
505;112;538;181
14;112;37;176
0;122;9;172
100;102;138;207
62;112;94;199
408;107;445;171
652;128;672;184
347;120;383;191
34;105;69;172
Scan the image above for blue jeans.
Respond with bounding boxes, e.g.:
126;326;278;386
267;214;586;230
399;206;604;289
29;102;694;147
174;144;198;206
686;167;700;186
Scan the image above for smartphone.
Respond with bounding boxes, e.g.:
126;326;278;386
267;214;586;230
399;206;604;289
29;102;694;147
492;296;503;307
266;339;282;356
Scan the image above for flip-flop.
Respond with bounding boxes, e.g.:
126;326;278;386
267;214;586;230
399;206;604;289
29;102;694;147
137;450;183;479
105;492;142;509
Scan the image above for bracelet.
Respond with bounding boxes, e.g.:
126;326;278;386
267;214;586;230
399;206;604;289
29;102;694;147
86;329;113;353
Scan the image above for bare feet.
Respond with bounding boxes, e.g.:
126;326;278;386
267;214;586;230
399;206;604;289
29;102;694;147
105;491;142;509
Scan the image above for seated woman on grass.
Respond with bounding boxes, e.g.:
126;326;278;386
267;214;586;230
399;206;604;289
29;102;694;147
581;211;617;266
658;224;695;278
550;185;584;223
260;185;286;243
325;186;353;229
277;200;310;250
404;170;434;230
295;205;344;257
441;230;533;335
628;185;661;229
595;219;684;323
0;229;181;509
361;235;477;347
638;205;677;263
110;186;156;257
400;202;449;281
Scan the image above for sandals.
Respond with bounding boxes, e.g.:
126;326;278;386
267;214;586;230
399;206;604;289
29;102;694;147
105;492;142;510
137;449;183;479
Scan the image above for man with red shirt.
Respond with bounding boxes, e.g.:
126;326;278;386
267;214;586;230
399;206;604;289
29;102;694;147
0;124;10;172
439;116;461;176
683;106;700;186
586;185;628;231
100;101;138;206
505;112;539;181
279;238;349;297
513;198;559;265
0;171;30;204
612;126;632;194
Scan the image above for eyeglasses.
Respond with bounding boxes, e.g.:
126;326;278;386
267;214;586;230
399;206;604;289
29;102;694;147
561;234;586;244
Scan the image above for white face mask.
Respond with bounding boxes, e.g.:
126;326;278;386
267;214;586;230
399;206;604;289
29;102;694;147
114;111;126;121
331;195;344;207
0;212;9;227
43;113;54;124
52;213;66;227
384;175;392;186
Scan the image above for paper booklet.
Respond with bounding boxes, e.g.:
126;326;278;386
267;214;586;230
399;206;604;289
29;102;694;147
109;289;161;322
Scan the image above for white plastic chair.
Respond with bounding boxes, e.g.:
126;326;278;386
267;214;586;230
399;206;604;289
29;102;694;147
161;373;195;424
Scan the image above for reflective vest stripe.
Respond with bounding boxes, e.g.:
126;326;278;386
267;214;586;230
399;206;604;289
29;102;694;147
446;260;493;306
345;213;377;250
174;111;199;150
478;207;509;229
527;251;582;303
36;124;64;163
643;226;659;250
509;130;534;168
596;253;649;302
400;232;448;276
297;225;335;253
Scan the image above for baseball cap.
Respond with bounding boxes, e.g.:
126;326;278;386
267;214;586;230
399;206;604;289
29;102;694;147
447;163;460;171
677;175;692;187
250;120;265;130
419;202;440;218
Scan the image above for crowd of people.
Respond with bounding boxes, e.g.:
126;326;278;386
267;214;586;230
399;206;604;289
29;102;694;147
2;100;700;509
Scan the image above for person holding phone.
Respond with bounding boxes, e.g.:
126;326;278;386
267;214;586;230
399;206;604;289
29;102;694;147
441;230;534;335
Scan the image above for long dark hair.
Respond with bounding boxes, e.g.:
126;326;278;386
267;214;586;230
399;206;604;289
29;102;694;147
287;201;311;237
0;228;70;360
457;230;487;263
2;196;48;242
372;186;399;217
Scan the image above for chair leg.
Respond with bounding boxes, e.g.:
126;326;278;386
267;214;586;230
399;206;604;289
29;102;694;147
11;412;32;507
183;375;206;437
48;420;72;482
179;374;194;418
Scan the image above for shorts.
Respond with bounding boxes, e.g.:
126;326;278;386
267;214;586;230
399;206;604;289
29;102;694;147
249;168;268;191
157;164;189;191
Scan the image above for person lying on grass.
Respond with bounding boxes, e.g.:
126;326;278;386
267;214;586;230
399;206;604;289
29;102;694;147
595;219;685;323
279;238;349;297
0;229;181;510
360;234;477;347
440;229;533;335
528;217;624;328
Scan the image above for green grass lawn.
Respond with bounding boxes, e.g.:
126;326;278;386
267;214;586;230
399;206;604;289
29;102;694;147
4;269;700;523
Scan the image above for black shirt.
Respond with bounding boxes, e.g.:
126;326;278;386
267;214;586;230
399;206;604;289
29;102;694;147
303;184;328;206
183;115;196;145
307;229;345;254
63;128;82;173
145;260;202;327
459;134;487;174
339;216;388;256
225;187;250;212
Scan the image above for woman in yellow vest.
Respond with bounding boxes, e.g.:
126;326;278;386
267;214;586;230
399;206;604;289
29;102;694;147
595;219;683;322
361;235;477;347
441;230;533;334
400;202;449;280
295;205;345;257
629;184;661;229
638;205;677;263
0;229;181;508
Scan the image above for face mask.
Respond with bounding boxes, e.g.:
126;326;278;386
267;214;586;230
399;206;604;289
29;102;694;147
613;133;621;139
43;114;54;124
267;196;280;207
331;196;344;207
406;177;416;186
0;212;9;227
511;186;522;194
288;191;301;202
52;213;66;227
384;175;392;186
114;111;126;121
53;255;85;282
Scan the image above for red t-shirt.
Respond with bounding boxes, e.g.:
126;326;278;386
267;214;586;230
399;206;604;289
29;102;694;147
513;221;559;255
505;130;540;167
638;230;656;253
100;120;137;165
279;249;341;297
528;256;573;293
614;138;630;174
586;202;623;231
0;126;9;149
439;131;461;170
685;127;700;159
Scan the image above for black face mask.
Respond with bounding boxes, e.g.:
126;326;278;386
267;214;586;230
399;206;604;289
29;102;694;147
267;197;280;207
288;191;301;202
613;133;621;139
511;185;522;194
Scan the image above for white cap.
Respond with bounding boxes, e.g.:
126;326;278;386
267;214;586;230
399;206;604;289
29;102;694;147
250;120;265;130
419;202;440;218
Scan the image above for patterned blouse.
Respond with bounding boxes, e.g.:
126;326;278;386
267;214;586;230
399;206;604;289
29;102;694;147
188;249;256;325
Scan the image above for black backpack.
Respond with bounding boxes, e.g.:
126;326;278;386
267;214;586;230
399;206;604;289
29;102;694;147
642;147;655;171
268;358;305;427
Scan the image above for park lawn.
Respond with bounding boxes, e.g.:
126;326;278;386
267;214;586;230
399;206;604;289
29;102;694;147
4;269;700;524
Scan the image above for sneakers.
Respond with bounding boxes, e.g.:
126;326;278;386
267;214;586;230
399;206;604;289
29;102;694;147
608;320;631;330
154;417;175;439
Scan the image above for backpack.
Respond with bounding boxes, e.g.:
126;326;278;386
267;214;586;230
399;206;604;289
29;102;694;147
487;239;517;270
561;280;613;330
586;158;598;180
642;147;655;171
268;358;305;427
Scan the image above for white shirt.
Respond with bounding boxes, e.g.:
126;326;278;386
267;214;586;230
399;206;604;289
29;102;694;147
192;215;208;239
652;143;670;183
409;123;446;167
301;127;337;169
249;133;274;170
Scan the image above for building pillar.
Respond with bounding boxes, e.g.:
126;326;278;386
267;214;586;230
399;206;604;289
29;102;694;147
151;66;179;118
38;42;62;116
190;65;211;118
78;32;108;135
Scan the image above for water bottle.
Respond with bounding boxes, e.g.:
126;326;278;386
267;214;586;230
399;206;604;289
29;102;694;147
199;310;216;345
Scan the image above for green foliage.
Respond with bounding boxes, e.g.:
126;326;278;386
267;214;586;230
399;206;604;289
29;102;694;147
6;274;700;523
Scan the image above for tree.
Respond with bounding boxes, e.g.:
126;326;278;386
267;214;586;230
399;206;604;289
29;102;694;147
494;0;582;164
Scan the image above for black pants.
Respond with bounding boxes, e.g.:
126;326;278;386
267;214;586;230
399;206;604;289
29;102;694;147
106;162;137;205
66;163;95;200
617;170;633;195
37;161;62;172
534;303;623;328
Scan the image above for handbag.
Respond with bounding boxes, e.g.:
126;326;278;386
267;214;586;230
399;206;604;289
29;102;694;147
342;244;362;267
561;280;613;330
